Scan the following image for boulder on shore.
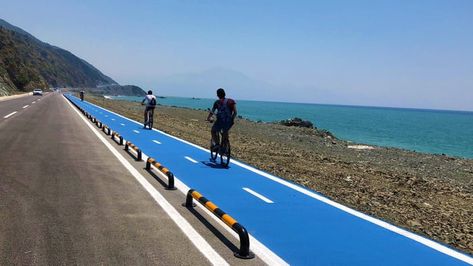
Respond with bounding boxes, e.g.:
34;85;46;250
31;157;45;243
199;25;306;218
278;117;314;128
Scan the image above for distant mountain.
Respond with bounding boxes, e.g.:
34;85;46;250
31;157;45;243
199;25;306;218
0;18;144;96
155;67;339;103
156;67;276;99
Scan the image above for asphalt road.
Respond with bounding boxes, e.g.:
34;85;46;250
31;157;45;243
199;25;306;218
0;92;214;265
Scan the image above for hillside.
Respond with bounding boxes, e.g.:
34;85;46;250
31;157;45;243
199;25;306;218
0;19;144;96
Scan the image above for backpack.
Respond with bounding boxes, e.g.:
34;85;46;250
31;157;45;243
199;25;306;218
216;99;232;123
149;97;157;106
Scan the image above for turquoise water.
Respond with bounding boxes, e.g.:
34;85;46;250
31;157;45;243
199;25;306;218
110;96;473;159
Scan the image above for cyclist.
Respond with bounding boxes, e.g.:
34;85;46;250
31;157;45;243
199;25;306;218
141;90;157;129
206;88;237;150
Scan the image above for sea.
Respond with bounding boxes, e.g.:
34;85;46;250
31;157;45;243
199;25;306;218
109;95;473;159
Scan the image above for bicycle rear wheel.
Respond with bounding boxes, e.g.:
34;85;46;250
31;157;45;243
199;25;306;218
148;111;154;129
220;139;231;167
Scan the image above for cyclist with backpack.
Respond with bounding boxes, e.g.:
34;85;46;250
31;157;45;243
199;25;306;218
141;90;157;129
206;88;237;151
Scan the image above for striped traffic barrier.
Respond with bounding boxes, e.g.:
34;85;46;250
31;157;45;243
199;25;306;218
184;189;255;259
111;132;124;145
125;141;142;161
145;157;176;190
102;125;111;135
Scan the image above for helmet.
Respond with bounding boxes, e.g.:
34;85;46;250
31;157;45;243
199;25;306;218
148;90;153;95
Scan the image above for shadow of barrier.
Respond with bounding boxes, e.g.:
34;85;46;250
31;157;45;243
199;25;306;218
111;132;124;145
125;141;142;161
183;189;255;259
145;157;177;190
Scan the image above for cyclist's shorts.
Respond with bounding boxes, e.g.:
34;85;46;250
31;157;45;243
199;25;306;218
145;106;155;112
212;120;233;132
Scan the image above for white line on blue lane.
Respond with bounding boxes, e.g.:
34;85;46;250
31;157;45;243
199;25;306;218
242;187;274;203
153;140;161;144
112;118;115;121
185;156;198;163
133;130;140;134
120;123;125;126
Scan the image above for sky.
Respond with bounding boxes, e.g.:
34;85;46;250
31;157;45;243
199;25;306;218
1;0;472;111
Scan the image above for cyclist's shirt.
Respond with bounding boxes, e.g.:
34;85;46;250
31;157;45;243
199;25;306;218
211;98;236;132
143;95;157;108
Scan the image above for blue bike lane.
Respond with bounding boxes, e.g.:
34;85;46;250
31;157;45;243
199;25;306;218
65;94;472;266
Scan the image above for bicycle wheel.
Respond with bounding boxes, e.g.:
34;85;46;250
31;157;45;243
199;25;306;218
220;138;231;167
210;140;218;161
148;111;153;129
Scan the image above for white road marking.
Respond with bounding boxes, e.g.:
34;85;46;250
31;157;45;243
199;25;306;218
32;101;36;104
111;118;115;121
120;123;125;126
3;111;17;119
133;130;140;134
105;115;108;117
243;187;274;203
22;105;29;109
64;96;229;266
184;156;198;163
71;95;288;265
153;140;161;144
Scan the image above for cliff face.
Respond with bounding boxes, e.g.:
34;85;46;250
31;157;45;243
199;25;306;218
0;19;144;96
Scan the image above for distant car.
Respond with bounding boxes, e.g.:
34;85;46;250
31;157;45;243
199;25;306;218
33;89;43;96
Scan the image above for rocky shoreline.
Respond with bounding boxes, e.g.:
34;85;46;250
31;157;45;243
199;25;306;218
87;95;473;255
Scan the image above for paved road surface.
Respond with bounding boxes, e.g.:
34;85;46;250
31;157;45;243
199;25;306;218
0;92;216;265
65;94;473;265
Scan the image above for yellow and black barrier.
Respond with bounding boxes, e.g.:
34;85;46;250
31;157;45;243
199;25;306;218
102;124;111;135
145;157;176;190
125;141;142;161
111;132;124;145
184;189;255;259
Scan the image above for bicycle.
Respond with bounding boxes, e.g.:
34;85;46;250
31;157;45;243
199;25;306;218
144;108;154;129
207;110;231;167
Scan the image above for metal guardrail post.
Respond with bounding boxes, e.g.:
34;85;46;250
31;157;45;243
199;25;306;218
184;189;255;259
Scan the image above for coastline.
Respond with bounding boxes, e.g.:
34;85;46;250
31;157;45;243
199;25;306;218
87;95;473;255
107;95;473;159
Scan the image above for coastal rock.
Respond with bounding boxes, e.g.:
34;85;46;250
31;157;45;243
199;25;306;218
278;117;314;128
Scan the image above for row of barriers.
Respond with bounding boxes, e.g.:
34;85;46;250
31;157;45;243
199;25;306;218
65;94;254;259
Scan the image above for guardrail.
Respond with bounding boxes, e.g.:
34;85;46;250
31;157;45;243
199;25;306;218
111;132;124;145
184;189;255;259
125;141;142;161
145;157;177;190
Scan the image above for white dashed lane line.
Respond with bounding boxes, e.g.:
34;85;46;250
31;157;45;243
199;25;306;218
120;123;125;126
22;105;29;109
32;101;36;104
152;140;161;144
133;130;140;134
185;156;198;163
242;187;274;204
3;111;17;119
111;118;115;121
